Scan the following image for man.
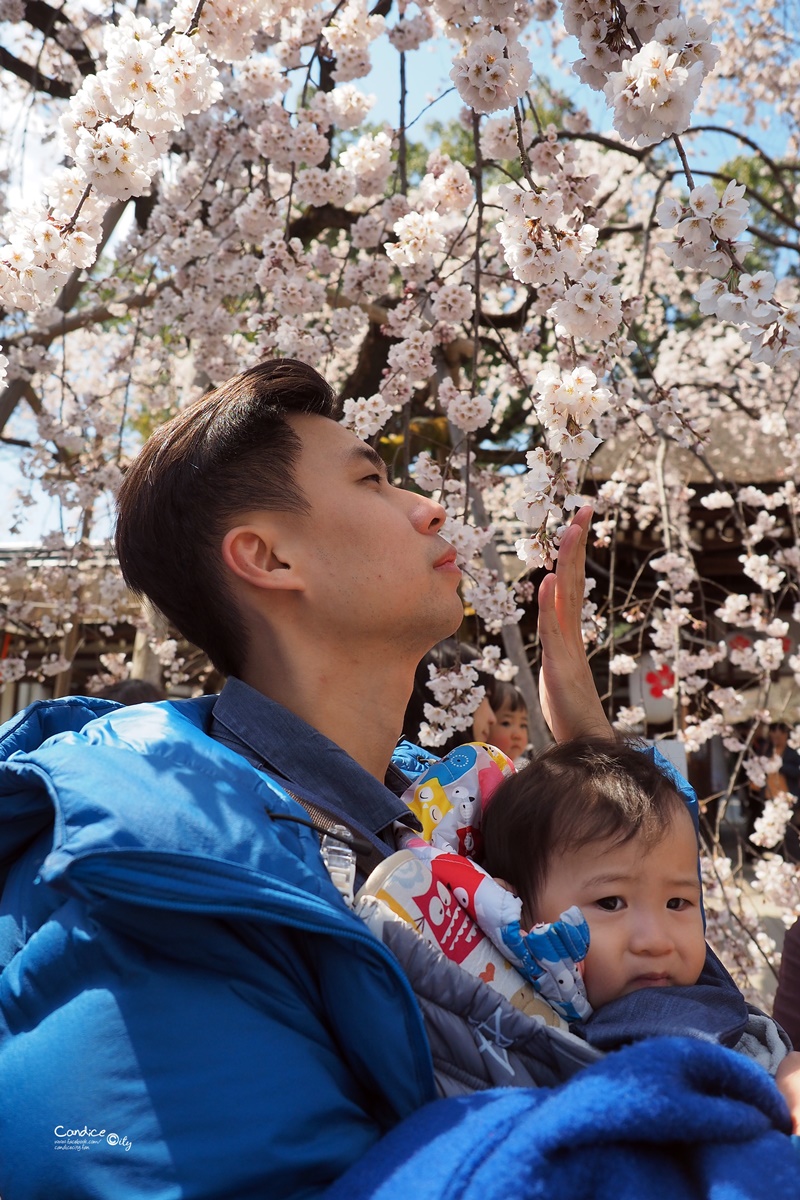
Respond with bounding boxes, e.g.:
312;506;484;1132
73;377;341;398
114;357;604;797
0;360;794;1200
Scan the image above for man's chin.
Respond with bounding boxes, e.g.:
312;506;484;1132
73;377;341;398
439;607;466;643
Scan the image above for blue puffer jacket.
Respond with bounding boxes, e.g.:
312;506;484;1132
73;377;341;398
0;697;436;1200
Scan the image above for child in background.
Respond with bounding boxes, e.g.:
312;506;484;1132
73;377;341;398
486;680;529;765
480;736;800;1127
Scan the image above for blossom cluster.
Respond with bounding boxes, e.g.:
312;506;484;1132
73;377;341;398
0;9;221;309
750;856;800;928
497;181;594;288
658;180;749;275
472;643;518;682
438;377;492;433
701;852;779;1005
496;176;624;355
418;662;486;747
341;392;394;439
698;268;800;370
603;20;718;147
564;0;719;146
325;0;386;82
386;210;446;273
750;793;795;849
171;0;271;62
450;29;532;113
0;171;108;310
508;365;610;570
657;181;800;367
533;364;611;460
462;564;525;633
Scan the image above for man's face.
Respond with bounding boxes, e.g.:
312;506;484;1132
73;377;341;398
536;805;706;1010
282;414;464;653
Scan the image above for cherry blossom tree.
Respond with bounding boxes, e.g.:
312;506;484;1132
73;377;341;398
2;0;800;999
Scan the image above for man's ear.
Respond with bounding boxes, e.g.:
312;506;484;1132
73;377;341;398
221;523;305;593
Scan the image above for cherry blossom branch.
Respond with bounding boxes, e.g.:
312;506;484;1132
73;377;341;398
470;110;484;397
398;52;408;195
683;125;799;210
513;101;536;190
402;86;456;134
0;0;96;97
671;133;696;191
665;168;800;238
0;47;74;99
3;280;170;351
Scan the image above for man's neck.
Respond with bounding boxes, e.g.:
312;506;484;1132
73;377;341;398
241;645;417;781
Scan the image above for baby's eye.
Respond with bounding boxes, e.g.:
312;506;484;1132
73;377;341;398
595;896;624;911
666;897;690;910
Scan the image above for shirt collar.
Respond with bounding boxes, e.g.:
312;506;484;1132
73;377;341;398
210;677;418;839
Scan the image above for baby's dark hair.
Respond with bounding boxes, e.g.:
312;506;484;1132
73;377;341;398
481;736;691;919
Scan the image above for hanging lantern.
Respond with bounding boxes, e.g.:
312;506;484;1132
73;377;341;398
629;653;675;724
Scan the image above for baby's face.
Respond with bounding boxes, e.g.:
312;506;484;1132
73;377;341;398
536;805;706;1009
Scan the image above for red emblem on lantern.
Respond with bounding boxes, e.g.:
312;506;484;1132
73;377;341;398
645;664;675;699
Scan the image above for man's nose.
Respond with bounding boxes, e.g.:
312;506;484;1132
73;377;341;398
404;489;447;533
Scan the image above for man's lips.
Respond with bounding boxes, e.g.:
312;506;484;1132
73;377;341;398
433;547;461;573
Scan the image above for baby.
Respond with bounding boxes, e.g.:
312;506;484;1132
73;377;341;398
480;735;800;1128
481;736;705;1010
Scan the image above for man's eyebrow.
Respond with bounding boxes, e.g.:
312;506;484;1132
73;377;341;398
347;444;388;477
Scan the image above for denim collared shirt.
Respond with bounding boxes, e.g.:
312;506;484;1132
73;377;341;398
210;677;420;858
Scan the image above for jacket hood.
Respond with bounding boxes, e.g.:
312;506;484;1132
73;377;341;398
0;696;353;929
0;696;118;875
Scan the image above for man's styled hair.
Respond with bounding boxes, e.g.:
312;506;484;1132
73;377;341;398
115;358;337;679
481;736;690;918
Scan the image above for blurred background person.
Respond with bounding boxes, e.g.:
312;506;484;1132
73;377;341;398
92;679;166;705
484;680;529;766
